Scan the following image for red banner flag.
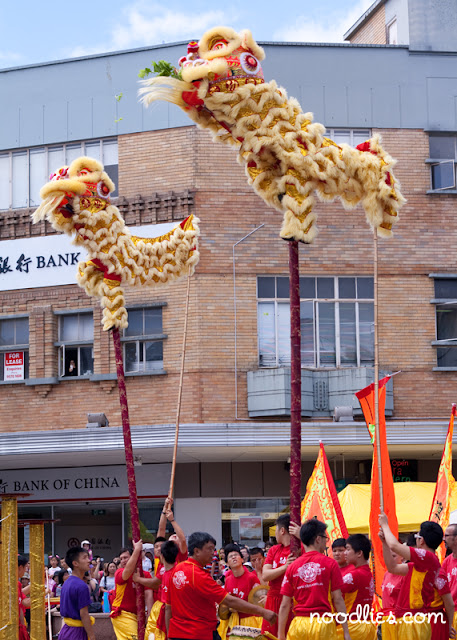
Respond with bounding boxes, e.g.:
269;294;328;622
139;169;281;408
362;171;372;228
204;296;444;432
300;442;348;555
429;404;456;563
355;376;398;604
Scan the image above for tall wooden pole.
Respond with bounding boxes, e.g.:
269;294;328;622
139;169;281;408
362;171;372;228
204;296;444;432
289;241;302;554
29;523;45;640
112;327;145;640
373;229;383;510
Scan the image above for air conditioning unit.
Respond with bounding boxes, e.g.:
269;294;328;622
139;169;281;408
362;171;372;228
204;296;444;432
333;406;354;422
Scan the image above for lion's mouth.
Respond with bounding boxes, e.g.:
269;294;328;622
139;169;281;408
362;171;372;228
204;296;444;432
57;196;74;218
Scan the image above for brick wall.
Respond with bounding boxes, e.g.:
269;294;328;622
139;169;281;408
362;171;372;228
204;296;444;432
0;124;456;431
348;4;386;44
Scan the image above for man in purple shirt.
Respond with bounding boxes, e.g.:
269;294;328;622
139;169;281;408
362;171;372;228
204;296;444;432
59;546;95;640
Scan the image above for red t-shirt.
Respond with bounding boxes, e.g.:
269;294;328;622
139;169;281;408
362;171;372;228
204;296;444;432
441;554;457;606
224;567;260;619
280;550;343;615
381;572;404;615
162;567;174;605
265;543;292;594
340;564;354;577
429;564;451;610
341;563;374;613
111;568;152;615
168;558;227;640
395;547;441;617
156;550;188;602
18;581;26;616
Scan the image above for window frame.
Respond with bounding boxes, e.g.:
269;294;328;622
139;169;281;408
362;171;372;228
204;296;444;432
0;138;118;210
121;306;167;375
0;315;29;382
324;128;372;147
56;312;94;379
257;276;374;369
426;134;457;193
430;274;457;369
386;17;398;45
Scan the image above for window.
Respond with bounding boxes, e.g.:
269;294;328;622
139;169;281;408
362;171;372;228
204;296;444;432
0;138;118;210
428;135;457;191
58;313;93;377
0;317;29;381
324;129;371;147
387;18;398;44
432;277;457;367
257;276;374;368
123;308;165;373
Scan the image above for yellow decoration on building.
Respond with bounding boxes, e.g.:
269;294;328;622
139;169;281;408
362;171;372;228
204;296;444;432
140;26;405;243
33;157;200;330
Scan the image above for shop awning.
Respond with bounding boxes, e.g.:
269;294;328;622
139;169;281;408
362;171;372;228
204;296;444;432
269;482;457;538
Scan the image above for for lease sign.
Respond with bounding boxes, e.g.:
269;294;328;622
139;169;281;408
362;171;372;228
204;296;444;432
5;351;24;380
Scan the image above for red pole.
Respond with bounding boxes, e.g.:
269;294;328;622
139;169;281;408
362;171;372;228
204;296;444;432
112;327;145;639
289;241;302;555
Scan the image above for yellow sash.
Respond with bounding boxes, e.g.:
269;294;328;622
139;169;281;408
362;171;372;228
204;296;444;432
63;617;95;627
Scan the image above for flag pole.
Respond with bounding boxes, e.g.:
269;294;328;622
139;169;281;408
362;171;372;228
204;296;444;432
289;240;302;555
373;228;383;511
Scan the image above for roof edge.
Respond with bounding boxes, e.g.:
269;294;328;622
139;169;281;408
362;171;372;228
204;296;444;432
344;0;388;41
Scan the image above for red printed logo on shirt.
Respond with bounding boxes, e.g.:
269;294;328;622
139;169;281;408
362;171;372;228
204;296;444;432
297;562;324;584
173;571;189;590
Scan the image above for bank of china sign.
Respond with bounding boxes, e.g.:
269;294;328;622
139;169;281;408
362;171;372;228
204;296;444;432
0;222;176;292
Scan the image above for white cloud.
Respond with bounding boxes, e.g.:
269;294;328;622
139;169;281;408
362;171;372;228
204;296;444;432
0;51;23;66
273;0;376;43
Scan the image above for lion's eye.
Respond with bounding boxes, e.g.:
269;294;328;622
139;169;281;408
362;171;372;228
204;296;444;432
240;52;260;75
79;168;90;176
97;181;111;199
212;40;228;50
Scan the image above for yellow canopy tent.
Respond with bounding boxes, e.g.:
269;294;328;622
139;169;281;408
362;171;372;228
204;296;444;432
269;482;457;537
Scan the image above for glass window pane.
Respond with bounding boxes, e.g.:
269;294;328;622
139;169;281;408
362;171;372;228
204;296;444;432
48;147;65;176
85;141;101;162
276;277;289;298
125;310;143;337
357;277;374;299
15;318;29;344
0;352;4;380
359;303;374;365
144;308;162;335
333;130;351;145
125;342;138;372
104;164;118;197
79;346;93;375
0;154;10;210
144;341;163;370
353;131;371;147
339;303;357;365
277;303;290;365
339;277;356;299
437;347;457;367
12;152;27;208
434;279;457;299
103;140;118;165
79;314;93;341
258;302;276;366
429;136;456;160
387;20;397;44
61;315;78;342
300;277;315;299
257;277;275;298
431;162;455;190
300;301;314;366
317;277;334;298
318;302;335;366
65;144;83;165
29;148;46;208
436;306;457;341
0;319;15;346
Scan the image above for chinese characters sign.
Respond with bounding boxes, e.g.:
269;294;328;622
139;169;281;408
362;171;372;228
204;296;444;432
4;351;24;380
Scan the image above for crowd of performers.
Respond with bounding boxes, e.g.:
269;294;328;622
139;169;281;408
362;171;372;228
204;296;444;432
50;498;457;640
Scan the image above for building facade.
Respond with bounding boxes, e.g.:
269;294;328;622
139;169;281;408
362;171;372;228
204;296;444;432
1;5;457;553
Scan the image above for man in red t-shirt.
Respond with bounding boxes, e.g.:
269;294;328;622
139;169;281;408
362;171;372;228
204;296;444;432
278;518;350;640
110;539;153;639
219;544;261;639
168;531;276;640
339;534;376;640
380;512;455;640
262;514;301;636
443;524;457;631
331;538;352;576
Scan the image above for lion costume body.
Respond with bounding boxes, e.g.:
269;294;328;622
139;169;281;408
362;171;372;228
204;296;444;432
33;157;199;330
140;27;404;242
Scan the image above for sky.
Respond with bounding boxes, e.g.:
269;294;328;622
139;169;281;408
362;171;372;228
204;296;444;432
0;0;375;70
